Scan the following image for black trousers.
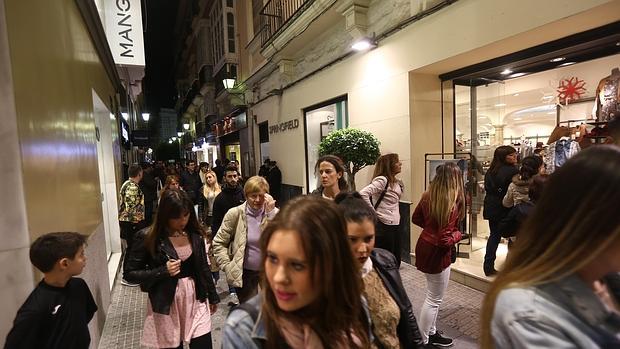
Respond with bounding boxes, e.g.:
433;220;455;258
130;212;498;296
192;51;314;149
375;221;402;267
237;269;260;303
120;220;144;279
168;332;212;349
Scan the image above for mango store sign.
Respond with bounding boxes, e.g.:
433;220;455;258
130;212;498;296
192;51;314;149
269;119;299;134
105;0;145;66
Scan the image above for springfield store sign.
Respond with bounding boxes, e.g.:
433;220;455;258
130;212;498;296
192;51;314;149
105;0;145;66
269;119;300;134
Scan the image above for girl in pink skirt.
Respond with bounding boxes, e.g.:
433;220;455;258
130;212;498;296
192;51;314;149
124;189;220;348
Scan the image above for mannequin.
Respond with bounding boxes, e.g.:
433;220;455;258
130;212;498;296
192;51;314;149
594;68;620;122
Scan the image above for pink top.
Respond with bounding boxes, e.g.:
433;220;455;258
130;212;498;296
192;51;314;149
141;241;212;348
360;176;403;225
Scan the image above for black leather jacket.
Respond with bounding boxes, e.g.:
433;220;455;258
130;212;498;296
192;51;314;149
371;248;425;349
124;228;220;314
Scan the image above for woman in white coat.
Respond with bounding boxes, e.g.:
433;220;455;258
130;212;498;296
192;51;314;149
212;176;278;303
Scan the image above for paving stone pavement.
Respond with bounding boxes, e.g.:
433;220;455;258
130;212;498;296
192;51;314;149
98;263;482;348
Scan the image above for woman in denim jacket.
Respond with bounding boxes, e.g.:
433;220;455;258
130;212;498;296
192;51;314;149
222;196;371;349
481;146;620;349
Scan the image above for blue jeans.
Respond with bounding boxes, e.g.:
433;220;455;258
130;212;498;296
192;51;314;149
483;219;501;271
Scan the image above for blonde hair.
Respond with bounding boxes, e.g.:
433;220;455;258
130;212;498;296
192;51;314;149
244;176;269;196
480;146;620;348
428;162;465;229
202;170;221;197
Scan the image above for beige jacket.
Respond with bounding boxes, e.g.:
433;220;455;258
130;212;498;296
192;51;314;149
212;202;277;287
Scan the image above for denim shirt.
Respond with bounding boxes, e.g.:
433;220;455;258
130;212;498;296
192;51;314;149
222;294;374;348
492;274;620;348
222;295;267;349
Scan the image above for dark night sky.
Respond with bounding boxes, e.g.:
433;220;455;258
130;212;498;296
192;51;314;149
143;0;179;112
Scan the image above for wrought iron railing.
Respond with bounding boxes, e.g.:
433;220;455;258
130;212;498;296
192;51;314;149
259;0;312;47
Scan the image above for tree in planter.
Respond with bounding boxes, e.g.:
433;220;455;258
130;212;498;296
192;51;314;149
318;128;381;190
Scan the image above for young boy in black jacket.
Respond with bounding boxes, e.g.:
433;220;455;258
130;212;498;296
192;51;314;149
4;232;97;349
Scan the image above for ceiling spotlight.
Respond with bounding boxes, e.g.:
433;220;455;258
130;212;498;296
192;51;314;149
351;37;377;51
495;103;507;107
513;93;519;97
501;69;513;75
514;117;523;121
558;61;576;67
549;57;565;62
509;72;527;78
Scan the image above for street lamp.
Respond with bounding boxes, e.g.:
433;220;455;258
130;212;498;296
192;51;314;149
223;78;236;89
183;123;190;130
142;113;150;121
177;131;183;137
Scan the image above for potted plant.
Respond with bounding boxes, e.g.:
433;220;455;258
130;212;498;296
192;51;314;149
318;128;380;190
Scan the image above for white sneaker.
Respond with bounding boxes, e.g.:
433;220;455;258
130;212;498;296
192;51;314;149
121;279;139;287
228;292;240;306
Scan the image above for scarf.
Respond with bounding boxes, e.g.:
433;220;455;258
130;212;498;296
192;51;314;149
278;317;363;349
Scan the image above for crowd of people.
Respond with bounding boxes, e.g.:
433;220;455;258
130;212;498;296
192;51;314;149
5;135;620;348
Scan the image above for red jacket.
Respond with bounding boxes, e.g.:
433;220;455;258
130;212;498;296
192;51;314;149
412;193;463;274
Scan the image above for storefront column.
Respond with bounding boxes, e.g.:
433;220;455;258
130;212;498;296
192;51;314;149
493;124;506;145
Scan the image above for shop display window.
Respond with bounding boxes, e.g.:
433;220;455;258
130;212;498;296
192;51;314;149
450;53;620;272
303;97;348;193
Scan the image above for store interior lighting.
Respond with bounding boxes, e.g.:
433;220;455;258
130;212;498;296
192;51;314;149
549;57;565;62
501;69;513;75
142;113;150;121
122;112;129;120
110;113;115;120
351;37;377;51
558;61;576;67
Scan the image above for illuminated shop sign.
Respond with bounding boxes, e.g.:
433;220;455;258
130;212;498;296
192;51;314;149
105;0;145;66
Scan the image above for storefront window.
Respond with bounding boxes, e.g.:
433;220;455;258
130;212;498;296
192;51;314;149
450;53;620;273
303;97;348;193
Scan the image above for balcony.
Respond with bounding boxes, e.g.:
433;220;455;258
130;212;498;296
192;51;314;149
259;0;314;47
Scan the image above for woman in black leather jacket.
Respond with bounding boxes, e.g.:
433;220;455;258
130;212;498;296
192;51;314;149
124;189;220;349
336;192;426;349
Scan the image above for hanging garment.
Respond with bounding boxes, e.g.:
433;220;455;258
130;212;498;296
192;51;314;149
594;69;620;122
543;138;581;174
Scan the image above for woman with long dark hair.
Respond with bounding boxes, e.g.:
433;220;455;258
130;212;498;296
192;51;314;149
482;145;518;276
222;196;370;348
124;189;220;349
336;192;425;348
482;146;620;348
311;155;348;199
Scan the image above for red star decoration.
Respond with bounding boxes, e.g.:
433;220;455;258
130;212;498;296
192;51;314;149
557;77;587;104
